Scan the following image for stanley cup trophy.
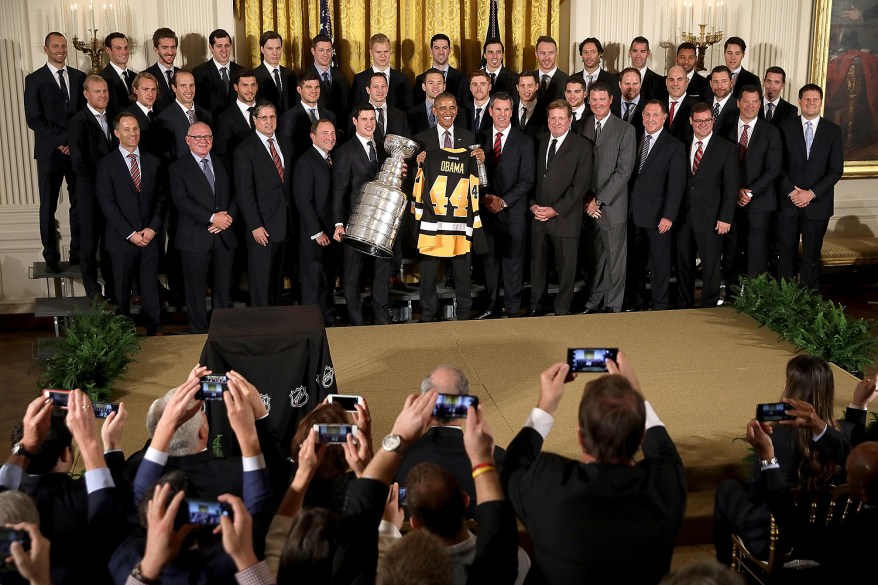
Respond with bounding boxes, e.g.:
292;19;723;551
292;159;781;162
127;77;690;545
344;134;420;258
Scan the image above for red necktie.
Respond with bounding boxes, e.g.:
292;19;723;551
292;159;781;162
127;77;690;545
268;138;284;182
692;141;703;174
737;124;749;163
493;132;502;164
668;100;677;126
128;153;141;192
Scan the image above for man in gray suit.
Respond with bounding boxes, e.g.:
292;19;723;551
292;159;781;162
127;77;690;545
581;81;636;314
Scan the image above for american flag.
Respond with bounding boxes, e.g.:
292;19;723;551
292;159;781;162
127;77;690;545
319;0;336;67
482;0;500;67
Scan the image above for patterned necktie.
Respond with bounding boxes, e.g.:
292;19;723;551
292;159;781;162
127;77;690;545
713;102;720;120
692;140;703;174
738;124;750;163
309;108;318;122
547;138;557;166
377;106;385;133
493;131;502;164
322;71;331;85
326;153;333;168
638;134;651;174
201;158;215;194
443;130;452;149
128;153;141;192
97;113;110;140
594;121;602;140
428;107;437;128
669;100;678;126
766;102;775;121
57;69;69;103
368;140;377;165
273;68;283;96
541;74;550;94
122;70;132;91
267;138;284;181
165;69;173;89
220;67;229;96
187;109;197;125
624;102;634;122
474;107;482;129
805;121;814;159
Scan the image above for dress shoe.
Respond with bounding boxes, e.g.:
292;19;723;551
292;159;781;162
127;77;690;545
526;308;545;317
580;307;601;315
373;307;393;325
476;309;498;320
45;260;62;274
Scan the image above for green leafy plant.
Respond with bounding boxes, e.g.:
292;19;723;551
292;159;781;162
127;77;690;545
39;302;140;401
211;434;225;458
734;274;877;375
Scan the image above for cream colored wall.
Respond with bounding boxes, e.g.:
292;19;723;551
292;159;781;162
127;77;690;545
2;0;875;313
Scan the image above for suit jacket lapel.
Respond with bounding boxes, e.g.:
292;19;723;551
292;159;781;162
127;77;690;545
546;134;572;171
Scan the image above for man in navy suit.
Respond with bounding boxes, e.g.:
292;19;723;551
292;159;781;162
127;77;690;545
192;29;244;120
414;34;465;104
761;66;797;126
278;72;337;160
573;38;621;114
213;69;258;172
777;84;843;289
663;66;699;142
535;36;569;109
24;32;85;272
460;70;493;140
294;119;339;326
96;112;166;335
125;73;162;158
365;71;411;142
564;77;589;134
157;70;213;163
254;31;298;114
513;71;546;140
310;34;351;124
628;36;663;102
476;92;535;319
482;38;518;97
628;100;686;311
98;32;136;117
169;122;237;334
613;68;646;140
675;102;739;308
144;28;179;114
723;36;762;99
352;33;413;111
705;66;739;137
234;103;293;307
676;42;708;99
408;69;447;136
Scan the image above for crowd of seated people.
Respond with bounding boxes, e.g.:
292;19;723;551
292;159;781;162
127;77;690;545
3;350;875;584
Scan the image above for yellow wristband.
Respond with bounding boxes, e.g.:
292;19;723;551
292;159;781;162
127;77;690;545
472;465;496;479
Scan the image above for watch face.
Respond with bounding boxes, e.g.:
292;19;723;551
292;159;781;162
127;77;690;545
382;434;401;452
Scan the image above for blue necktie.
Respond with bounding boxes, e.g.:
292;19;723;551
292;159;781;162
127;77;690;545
805;121;814;159
201;158;215;195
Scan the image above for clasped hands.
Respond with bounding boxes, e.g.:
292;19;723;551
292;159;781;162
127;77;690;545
208;211;233;234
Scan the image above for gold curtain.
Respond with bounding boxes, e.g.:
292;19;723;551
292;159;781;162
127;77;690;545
234;0;560;82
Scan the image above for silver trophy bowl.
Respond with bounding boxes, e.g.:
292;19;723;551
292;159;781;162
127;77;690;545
344;134;420;258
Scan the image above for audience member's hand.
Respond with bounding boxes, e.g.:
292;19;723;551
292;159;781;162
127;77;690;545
186;363;211;383
295;426;326;483
6;522;51;585
223;382;259;457
216;494;258;571
101;401;128;452
464;403;494;466
383;483;405;530
852;375;878;409
351;399;373;446
140;484;191;581
20;395;53;452
343;426;372;478
226;370;268;419
160;376;204;430
779;398;827;436
746;419;775;461
65;390;104;469
538;363;569;415
390;390;438;443
606;350;641;392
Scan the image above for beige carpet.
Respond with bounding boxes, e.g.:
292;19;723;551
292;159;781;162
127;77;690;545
114;307;868;484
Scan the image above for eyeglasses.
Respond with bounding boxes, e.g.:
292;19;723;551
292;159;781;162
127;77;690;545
187;134;213;141
255;115;277;121
691;118;713;125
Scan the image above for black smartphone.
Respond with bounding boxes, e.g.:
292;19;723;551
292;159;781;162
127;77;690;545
196;375;229;400
0;528;31;556
567;348;619;373
432;393;479;419
756;402;794;422
184;499;233;526
313;423;357;443
93;402;120;419
42;389;71;409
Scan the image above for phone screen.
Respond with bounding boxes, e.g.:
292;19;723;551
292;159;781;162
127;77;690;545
93;402;120;419
196;375;228;400
756;402;794;422
432;394;478;419
185;499;232;525
0;528;31;556
43;389;71;409
567;348;619;373
314;424;357;443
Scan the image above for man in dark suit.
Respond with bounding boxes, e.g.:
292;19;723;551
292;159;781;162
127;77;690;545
278;72;337;160
234;103;293;307
628;100;686;311
724;85;783;280
459;71;493;140
706;66;739;136
192;29;244;121
254;31;298;114
564;76;589;134
408;68;447;136
414;34;465;104
676;42;708;99
96;112;166;335
333;104;392;326
293;119;339;326
125;73;162;157
476;92;535;319
528;100;593;316
413;94;477;152
156;70;213;163
664;65;699;142
169;122;237;334
513;71;546;140
613;68;646;140
573;38;622;112
761;66;797;126
98;32;135;117
629;36;663;101
213;69;258;172
24;32;85;272
723;36;762;98
535;36;569;109
582;81;636;314
352;33;413;111
365;71;411;143
777;84;843;289
144;28;179;114
310;34;351;123
482;38;518;97
675;102;739;308
68;75;117;303
502;355;686;585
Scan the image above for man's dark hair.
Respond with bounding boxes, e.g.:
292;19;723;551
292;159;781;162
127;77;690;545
588;80;612;97
619;67;642;81
630;36;650;50
44;32;64;47
298;72;321;87
209;29;232;46
170;69;194;89
765;65;787;83
351;102;376;121
799;83;823;99
489;91;514;109
312;34;333;46
565;76;587;92
711;65;733;79
546;98;572;117
579;37;604;55
310;118;335;135
518;70;540;85
137;470;197;529
113;111;140;130
433;91;457;105
11;410;71;475
406;463;466;539
482;37;504;54
737;84;762;101
430;33;451;47
724;36;747;53
690;101;712;116
233;68;258;85
676;41;697;54
277;507;339;583
423;67;446;81
253;101;277;119
260;30;283;48
646;98;667;115
578;375;646;464
535;35;557;48
368;71;389;85
468;70;491;84
152;27;177;48
104;32;128;49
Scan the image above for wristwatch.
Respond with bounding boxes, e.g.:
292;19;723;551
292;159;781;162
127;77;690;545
11;442;35;459
130;562;161;584
760;457;779;468
381;433;408;456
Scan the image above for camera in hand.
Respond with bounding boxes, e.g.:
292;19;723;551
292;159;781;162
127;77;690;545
313;423;357;443
327;394;364;412
756;402;794;422
93;402;120;419
196;375;229;400
183;499;233;526
432;393;478;419
0;528;31;555
567;348;619;373
42;389;71;409
398;487;408;508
